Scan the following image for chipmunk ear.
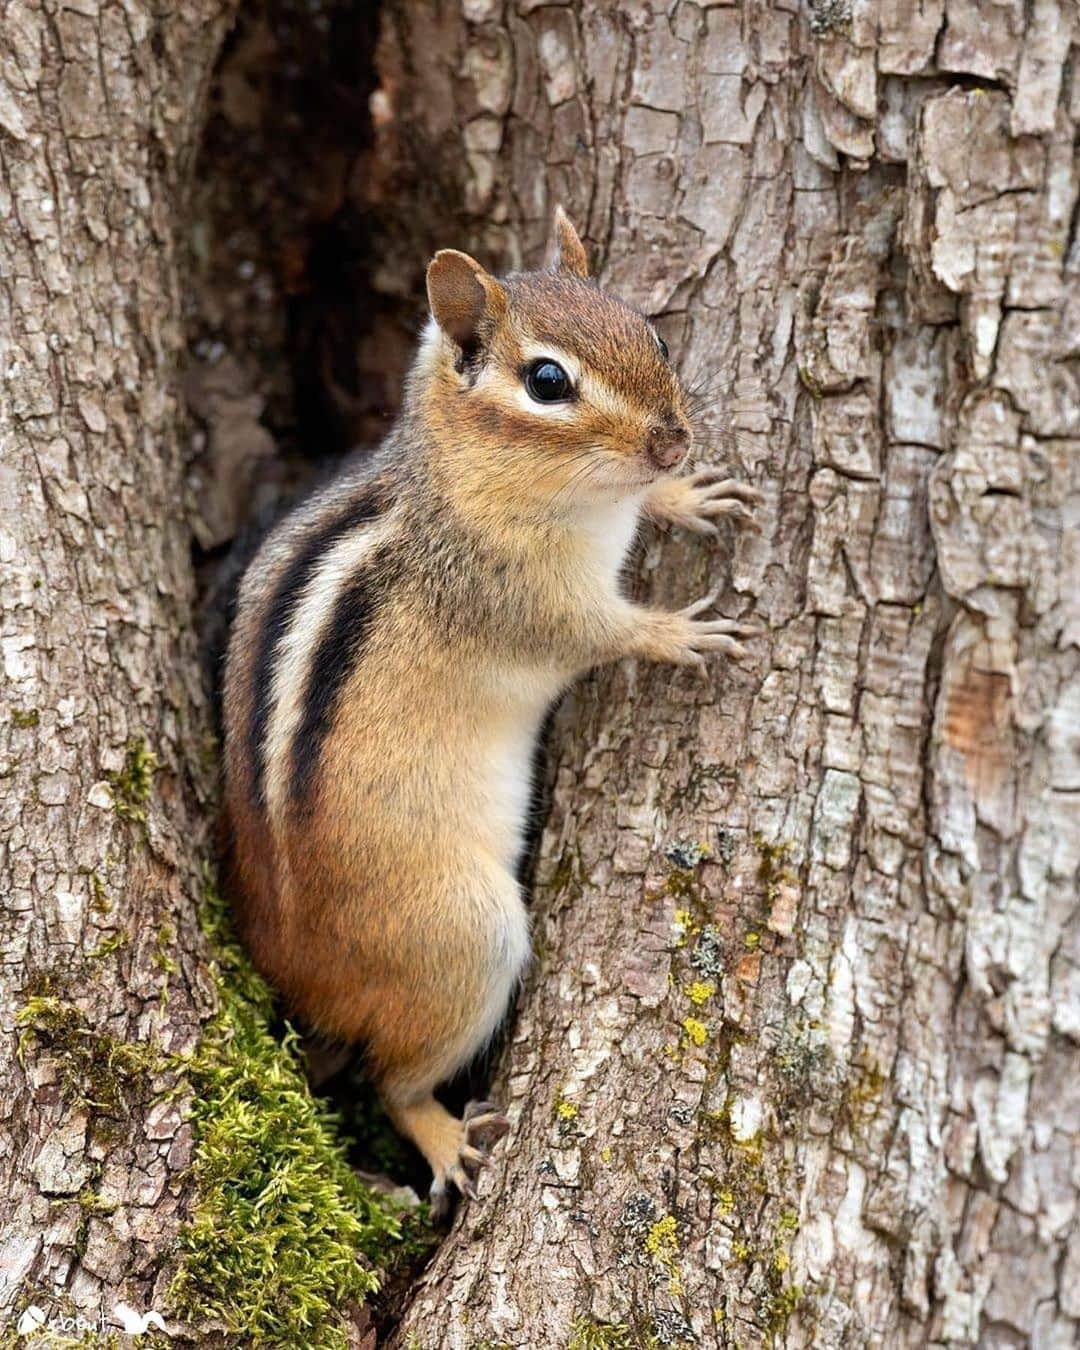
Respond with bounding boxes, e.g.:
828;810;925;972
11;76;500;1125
427;249;507;349
549;205;589;279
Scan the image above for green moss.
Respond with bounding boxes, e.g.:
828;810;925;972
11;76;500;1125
845;1055;886;1111
72;1167;112;1259
797;363;825;399
107;738;158;824
754;834;794;904
661;868;699;902
152;923;178;975
700;1097;766;1166
766;1281;802;1336
168;875;421;1349
75;1185;116;1217
15;997;163;1113
839;1053;887;1138
721;1200;804;1343
10;707;40;729
541;843;585;902
87;872;112;915
568;1319;633;1350
19;874;430;1347
88;931;127;961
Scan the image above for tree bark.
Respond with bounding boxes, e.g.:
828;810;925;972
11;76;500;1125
3;1;1077;1346
384;3;1080;1347
0;0;232;1330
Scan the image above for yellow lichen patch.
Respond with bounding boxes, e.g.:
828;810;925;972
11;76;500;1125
555;1098;579;1122
682;1016;708;1047
743;931;760;950
672;908;699;948
717;1188;735;1217
646;1214;678;1260
686;980;715;1006
723;1206;803;1336
645;1214;683;1295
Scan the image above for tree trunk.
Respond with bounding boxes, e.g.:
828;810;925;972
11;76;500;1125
4;1;1077;1347
384;3;1080;1347
0;0;232;1328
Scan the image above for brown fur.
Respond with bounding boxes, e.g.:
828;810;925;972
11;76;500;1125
222;210;762;1211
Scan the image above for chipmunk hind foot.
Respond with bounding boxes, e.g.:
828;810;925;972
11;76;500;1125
386;1091;510;1223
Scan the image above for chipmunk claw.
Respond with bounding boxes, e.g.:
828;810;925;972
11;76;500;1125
429;1161;478;1223
428;1101;510;1223
449;1166;478;1201
686;470;765;505
460;1144;494;1171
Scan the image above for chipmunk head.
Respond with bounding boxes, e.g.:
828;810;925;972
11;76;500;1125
419;208;690;506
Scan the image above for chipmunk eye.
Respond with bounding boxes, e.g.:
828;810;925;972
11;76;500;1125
524;359;572;403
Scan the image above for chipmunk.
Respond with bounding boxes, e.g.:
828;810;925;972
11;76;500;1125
222;208;762;1216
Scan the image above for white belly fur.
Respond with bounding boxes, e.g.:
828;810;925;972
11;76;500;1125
472;663;563;870
465;494;642;873
575;491;644;587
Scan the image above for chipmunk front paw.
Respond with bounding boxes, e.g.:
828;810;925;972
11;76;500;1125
632;588;764;669
648;470;764;535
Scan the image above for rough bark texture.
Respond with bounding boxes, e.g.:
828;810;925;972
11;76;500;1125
383;3;1080;1347
3;0;1077;1346
0;0;232;1330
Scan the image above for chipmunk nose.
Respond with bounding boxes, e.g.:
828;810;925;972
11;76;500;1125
646;423;690;470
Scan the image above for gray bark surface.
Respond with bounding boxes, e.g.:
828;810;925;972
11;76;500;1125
385;3;1080;1347
0;0;231;1331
